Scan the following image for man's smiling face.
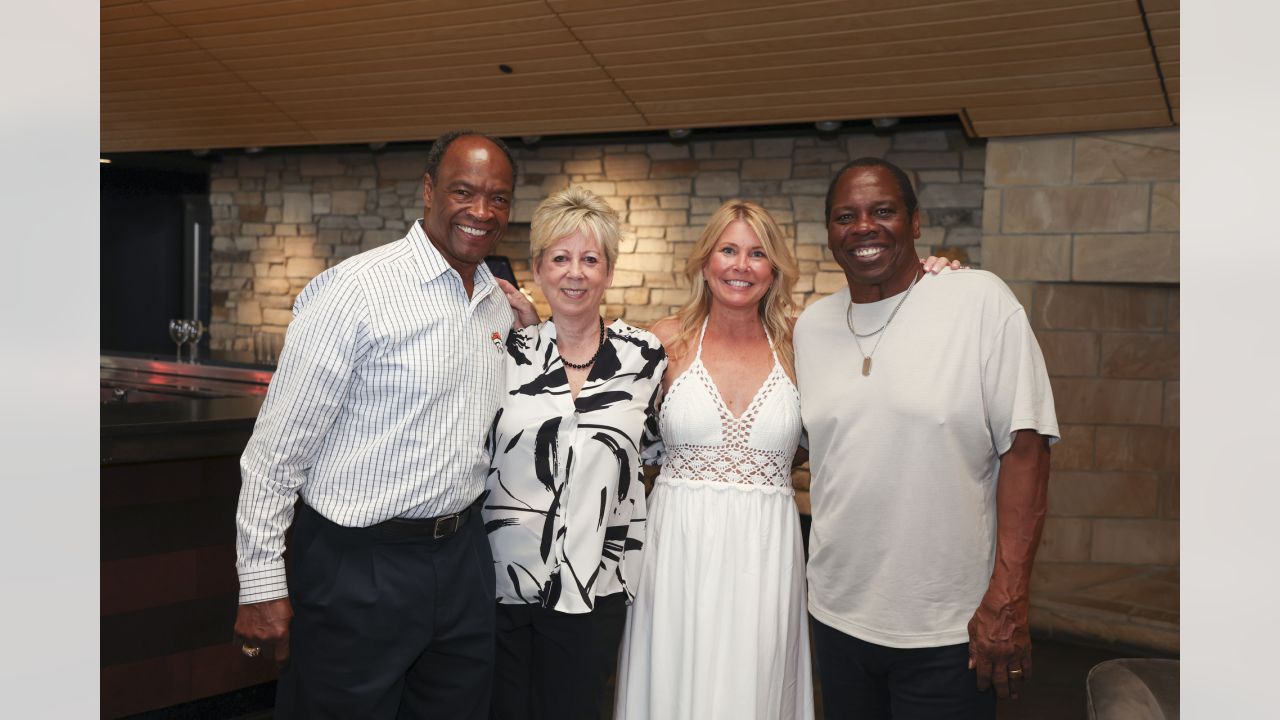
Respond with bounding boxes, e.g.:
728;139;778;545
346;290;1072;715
826;165;921;292
421;135;514;278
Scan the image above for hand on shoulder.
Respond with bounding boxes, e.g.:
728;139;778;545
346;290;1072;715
496;278;540;329
921;255;968;274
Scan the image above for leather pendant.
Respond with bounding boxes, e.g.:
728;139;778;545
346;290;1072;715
861;356;872;376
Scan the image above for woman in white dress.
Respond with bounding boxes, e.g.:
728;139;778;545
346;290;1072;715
614;200;813;720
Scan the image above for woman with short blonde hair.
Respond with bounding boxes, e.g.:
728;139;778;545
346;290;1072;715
529;184;621;269
484;185;666;720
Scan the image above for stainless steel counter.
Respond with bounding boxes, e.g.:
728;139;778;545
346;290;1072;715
100;354;274;464
101;354;273;404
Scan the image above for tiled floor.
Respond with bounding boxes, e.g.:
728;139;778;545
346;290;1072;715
125;638;1162;719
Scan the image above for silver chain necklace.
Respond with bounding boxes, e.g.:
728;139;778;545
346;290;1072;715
845;271;920;377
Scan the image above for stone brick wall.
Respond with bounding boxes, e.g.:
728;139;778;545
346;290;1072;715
983;128;1179;651
207;124;985;521
205;124;1179;649
207;125;986;353
982;129;1179;288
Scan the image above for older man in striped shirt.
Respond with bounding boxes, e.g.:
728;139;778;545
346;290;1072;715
233;130;522;719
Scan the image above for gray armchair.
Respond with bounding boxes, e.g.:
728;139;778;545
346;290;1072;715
1086;658;1179;720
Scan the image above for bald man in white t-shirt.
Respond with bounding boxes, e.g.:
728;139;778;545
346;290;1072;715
795;158;1058;720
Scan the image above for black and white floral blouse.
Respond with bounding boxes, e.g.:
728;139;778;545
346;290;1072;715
483;318;666;614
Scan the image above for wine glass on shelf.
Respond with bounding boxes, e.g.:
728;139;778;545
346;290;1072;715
168;319;186;363
186;320;206;363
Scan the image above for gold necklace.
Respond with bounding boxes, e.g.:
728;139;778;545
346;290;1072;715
844;272;920;377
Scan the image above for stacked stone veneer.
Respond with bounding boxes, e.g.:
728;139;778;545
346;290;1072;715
207;126;986;349
206;124;1179;650
983;128;1180;652
207;125;984;528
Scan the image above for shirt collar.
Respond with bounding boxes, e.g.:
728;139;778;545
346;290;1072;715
408;219;498;296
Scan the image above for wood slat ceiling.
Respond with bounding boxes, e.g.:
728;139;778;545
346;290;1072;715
100;0;1179;152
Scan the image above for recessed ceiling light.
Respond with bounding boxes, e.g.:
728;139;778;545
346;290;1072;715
668;128;692;140
99;158;111;164
815;120;842;132
871;117;900;129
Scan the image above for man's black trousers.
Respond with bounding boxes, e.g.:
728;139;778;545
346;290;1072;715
275;502;496;719
811;615;996;719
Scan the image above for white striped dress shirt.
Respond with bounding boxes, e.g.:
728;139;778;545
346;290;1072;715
235;220;514;604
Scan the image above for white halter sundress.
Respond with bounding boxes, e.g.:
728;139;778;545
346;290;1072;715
614;318;814;720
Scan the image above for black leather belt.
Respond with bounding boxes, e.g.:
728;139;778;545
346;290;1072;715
372;495;482;541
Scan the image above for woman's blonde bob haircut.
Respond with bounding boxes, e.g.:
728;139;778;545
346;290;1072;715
529;186;621;269
670;199;800;376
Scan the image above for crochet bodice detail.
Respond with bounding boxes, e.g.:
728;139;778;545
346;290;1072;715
657;318;802;491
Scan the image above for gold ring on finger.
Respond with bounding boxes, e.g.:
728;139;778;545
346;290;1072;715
241;644;261;658
1009;668;1024;677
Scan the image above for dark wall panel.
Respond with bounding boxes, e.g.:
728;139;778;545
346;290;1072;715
101;162;208;355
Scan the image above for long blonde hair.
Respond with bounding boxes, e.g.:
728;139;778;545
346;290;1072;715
670;200;799;376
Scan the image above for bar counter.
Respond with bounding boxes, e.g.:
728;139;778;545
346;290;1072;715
101;355;278;718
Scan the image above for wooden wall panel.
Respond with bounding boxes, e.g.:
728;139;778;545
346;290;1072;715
974;109;1171;136
637;80;1165;118
101;451;276;717
565;0;984;40
613;40;1154;87
101;2;155;21
182;13;563;49
100;0;1178;151
624;62;1158;103
147;0;526;22
262;70;622;101
1145;2;1179;116
232;56;604;88
594;19;1147;70
217;35;579;71
102;37;205;59
275;91;637;118
578;6;1142;55
149;0;535;27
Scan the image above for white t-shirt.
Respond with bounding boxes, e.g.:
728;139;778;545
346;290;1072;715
795;270;1059;648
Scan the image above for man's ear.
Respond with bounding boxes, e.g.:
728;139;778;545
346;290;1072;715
421;172;434;211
